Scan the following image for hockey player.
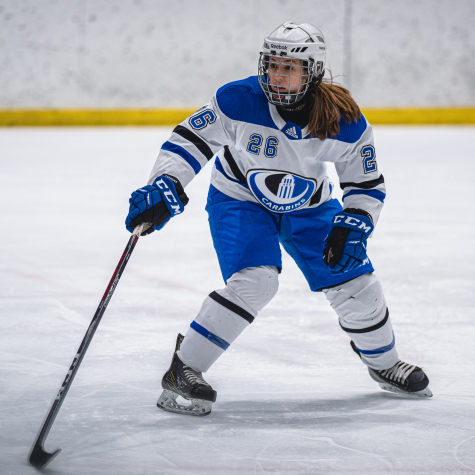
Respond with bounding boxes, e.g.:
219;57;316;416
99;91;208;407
125;22;432;416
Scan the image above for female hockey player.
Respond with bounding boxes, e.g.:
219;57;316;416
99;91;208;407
125;22;432;416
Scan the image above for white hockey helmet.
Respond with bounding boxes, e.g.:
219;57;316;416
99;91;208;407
258;22;327;109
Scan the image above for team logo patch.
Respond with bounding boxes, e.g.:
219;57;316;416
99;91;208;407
247;169;317;213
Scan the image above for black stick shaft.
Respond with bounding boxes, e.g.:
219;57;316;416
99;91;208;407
29;228;144;469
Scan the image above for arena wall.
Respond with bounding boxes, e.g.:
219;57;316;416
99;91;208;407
1;0;474;124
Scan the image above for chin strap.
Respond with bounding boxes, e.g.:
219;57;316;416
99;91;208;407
312;72;324;89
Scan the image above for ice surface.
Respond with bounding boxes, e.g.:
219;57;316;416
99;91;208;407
1;126;474;475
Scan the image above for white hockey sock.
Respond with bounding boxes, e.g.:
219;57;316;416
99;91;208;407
177;291;252;372
178;266;279;373
324;272;398;370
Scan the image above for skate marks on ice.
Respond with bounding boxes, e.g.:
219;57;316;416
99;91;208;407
252;433;393;474
225;396;396;474
453;436;475;472
53;298;166;337
146;393;420;474
4;390;474;475
148;392;475;475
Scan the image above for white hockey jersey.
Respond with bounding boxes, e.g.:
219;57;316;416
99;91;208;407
148;76;386;225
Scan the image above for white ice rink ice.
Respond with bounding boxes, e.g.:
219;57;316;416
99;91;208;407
1;126;474;474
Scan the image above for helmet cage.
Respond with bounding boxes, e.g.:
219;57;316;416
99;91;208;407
258;52;319;108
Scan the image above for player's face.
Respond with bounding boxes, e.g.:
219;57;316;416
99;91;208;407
268;57;308;95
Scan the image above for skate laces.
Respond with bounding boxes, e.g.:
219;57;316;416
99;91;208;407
183;366;208;386
379;360;418;384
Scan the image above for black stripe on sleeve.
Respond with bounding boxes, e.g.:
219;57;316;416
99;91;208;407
223;146;247;183
340;174;385;190
209;291;254;324
339;308;389;334
173;125;214;161
309;181;324;206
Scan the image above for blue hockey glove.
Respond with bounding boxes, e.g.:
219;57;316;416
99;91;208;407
125;174;189;235
323;208;374;275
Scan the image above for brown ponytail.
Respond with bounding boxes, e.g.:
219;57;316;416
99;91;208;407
308;79;361;140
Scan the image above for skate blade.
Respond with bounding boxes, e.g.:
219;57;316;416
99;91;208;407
157;389;212;416
378;383;433;398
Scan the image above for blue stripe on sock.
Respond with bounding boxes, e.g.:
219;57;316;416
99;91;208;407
356;332;395;355
190;320;230;351
161;141;202;174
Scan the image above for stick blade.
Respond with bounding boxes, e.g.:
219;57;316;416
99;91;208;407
28;444;62;470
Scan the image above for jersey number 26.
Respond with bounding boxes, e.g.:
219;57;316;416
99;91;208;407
247;133;279;158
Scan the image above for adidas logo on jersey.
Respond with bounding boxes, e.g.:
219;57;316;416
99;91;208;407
285;126;298;139
281;122;302;140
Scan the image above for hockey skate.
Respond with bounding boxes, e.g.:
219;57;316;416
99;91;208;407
157;334;217;416
350;341;433;397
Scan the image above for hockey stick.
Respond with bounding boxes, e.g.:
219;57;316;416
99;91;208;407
28;223;152;470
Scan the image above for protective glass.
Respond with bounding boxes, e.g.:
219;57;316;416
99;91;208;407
258;53;316;107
